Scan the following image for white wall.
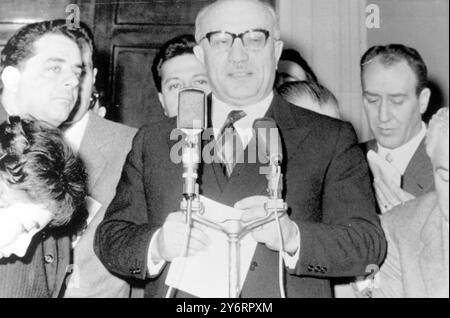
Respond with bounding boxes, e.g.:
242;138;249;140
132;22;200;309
278;0;371;141
277;0;449;142
367;0;449;112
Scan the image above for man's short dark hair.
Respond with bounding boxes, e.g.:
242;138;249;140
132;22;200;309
152;34;197;92
279;49;318;83
360;44;428;96
0;20;79;72
0;117;87;227
67;21;96;67
0;20;81;93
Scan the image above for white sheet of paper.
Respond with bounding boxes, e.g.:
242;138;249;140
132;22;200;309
165;196;258;298
367;150;402;187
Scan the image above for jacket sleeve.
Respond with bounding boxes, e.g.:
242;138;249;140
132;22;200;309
292;122;387;278
94;128;157;280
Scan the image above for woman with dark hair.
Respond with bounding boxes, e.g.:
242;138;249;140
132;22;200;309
278;81;341;119
276;48;319;88
0;117;87;297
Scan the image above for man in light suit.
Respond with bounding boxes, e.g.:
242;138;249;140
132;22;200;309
95;0;386;298
373;107;449;298
0;20;84;298
360;44;434;213
61;23;138;298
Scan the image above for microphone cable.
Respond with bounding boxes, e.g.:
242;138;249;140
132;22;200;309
271;170;287;299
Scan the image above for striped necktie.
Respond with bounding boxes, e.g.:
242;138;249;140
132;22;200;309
216;110;247;178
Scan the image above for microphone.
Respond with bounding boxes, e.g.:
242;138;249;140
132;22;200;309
254;118;283;166
254;118;283;199
177;88;207;198
254;118;287;299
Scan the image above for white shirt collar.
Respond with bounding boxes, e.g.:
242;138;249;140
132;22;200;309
212;92;274;147
63;111;90;153
377;122;427;175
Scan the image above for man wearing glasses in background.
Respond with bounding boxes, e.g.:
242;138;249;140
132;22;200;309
96;0;385;298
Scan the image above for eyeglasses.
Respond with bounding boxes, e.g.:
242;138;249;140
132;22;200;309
200;29;271;52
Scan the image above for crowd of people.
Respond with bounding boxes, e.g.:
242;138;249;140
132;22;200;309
0;0;448;298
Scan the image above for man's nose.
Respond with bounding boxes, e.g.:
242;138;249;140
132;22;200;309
229;38;249;63
63;69;80;88
378;100;391;123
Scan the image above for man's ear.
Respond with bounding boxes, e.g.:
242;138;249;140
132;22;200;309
158;92;168;116
93;68;98;85
419;87;431;115
194;45;206;66
274;40;284;70
1;66;21;93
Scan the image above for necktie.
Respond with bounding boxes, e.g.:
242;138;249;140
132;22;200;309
216;110;247;178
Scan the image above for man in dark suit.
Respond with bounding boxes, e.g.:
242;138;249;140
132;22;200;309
360;45;434;213
95;0;386;298
0;20;83;297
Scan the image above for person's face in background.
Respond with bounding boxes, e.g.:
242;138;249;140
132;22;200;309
362;59;430;150
276;60;307;87
66;42;98;124
158;54;210;118
2;34;82;127
195;0;283;107
0;180;52;259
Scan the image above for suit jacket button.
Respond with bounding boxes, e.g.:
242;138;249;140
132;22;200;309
44;254;54;264
250;261;258;271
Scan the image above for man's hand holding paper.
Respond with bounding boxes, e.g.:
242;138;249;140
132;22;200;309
235;196;299;255
165;196;258;298
152;212;210;263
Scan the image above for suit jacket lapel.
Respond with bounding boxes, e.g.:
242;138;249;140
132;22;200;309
53;235;71;298
79;113;109;195
419;205;449;298
403;140;434;196
366;139;378;153
220;94;311;204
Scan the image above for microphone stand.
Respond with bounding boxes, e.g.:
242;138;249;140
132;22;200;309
179;159;287;298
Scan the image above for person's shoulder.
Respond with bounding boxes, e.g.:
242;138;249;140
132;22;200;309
90;112;137;138
382;192;438;238
137;116;177;136
286;100;344;127
131;116;178;149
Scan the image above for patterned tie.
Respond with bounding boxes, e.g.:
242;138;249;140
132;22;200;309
216;110;247;178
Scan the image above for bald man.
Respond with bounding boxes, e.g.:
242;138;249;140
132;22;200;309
95;0;386;298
